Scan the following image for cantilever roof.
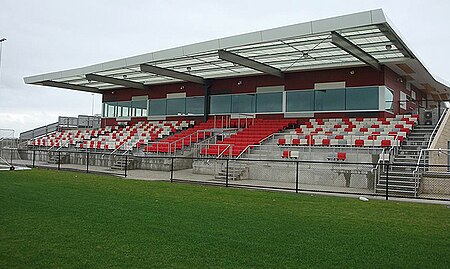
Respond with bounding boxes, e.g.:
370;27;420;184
24;9;449;100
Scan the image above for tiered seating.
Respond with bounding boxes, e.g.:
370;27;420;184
84;120;193;150
29;120;194;151
278;115;419;148
143;120;212;153
29;129;108;148
201;119;295;157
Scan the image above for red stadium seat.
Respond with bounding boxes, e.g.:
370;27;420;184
381;140;391;147
337;152;347;161
354;139;364;147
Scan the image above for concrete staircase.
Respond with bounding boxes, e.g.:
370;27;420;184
376;125;435;196
47;151;69;164
215;162;248;181
111;156;134;170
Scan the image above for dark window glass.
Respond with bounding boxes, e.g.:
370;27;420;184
150;99;167;116
346;87;379;110
314;89;345;111
286;90;314;112
257;92;282;112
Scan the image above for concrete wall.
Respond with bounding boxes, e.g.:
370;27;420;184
193;159;375;190
422;176;450;195
429;110;450;167
18;150;192;171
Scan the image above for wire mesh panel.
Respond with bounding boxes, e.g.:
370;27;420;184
5;148;449;201
417;163;450;200
174;156;228;185
294;161;377;195
129;155;171;181
228;159;296;191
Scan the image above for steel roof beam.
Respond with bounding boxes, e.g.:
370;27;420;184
218;49;284;78
376;24;414;58
140;64;205;84
42;81;101;93
85;73;148;90
331;31;381;71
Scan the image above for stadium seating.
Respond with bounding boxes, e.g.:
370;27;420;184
201;119;295;157
278;115;418;148
29;120;194;150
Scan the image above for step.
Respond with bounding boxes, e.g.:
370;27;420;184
214;174;239;180
376;188;417;195
379;176;416;182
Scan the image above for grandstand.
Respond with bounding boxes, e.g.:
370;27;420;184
16;9;450;199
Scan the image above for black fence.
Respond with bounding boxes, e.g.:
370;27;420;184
2;148;450;201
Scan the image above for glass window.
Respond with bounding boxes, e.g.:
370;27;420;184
150;99;167;116
167;98;186;115
186;97;204;115
385;88;394;112
210;95;231;114
104;102;117;118
346;87;379;110
132;100;148;117
256;92;282;113
314;89;345;111
117;101;131;117
286;90;314;112
232;94;255;113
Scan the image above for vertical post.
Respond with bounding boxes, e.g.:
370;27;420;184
295;161;299;193
32;150;36;168
385;162;389;200
124;154;128;178
203;79;212;123
225;158;229;187
10;148;13;165
170;156;174;182
57;151;61;170
86;152;89;173
438;102;441;119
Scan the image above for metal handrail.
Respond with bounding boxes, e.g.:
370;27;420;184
216;144;232;159
427;108;448;149
236;133;276;159
110;140;128;155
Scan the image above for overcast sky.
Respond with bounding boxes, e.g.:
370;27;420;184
0;0;449;137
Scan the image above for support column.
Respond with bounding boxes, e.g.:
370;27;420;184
203;79;213;122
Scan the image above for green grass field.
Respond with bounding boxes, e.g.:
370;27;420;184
0;169;449;268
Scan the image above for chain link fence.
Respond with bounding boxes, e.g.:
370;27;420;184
2;148;449;201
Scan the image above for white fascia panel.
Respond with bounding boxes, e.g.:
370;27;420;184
152;47;185;62
261;22;313;42
183;39;220;55
370;9;387;24
312;10;374;34
126;53;155;66
219;31;263;49
101;59;129;71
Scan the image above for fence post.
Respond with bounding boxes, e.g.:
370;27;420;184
385;162;389;200
86;152;89;173
10;148;13;166
225;158;229;187
32;150;36;168
58;151;61;170
170;156;174;182
295;161;299;193
124;154;128;178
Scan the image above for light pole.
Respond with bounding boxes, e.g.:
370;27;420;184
0;38;6;82
91;93;94;116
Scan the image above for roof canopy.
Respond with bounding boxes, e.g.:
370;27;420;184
24;9;449;100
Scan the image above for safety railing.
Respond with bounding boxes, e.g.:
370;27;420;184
427;108;448;149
